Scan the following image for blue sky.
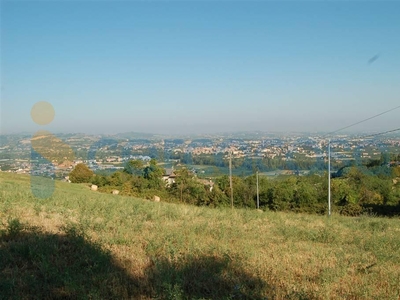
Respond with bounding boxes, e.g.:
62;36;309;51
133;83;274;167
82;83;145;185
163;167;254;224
1;1;399;135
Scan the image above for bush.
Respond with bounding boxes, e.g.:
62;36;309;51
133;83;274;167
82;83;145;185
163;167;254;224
69;163;94;183
339;203;363;216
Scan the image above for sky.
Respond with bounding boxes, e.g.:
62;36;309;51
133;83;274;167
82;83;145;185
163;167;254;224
1;1;399;135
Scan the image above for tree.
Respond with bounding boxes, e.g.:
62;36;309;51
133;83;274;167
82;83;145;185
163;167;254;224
292;180;318;212
143;159;165;188
331;179;357;205
206;185;229;207
69;163;94;183
268;177;296;211
91;174;108;187
171;168;194;203
124;159;144;176
216;175;254;208
380;152;391;165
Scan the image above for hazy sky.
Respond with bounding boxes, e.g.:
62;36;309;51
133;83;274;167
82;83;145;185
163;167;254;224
1;1;399;135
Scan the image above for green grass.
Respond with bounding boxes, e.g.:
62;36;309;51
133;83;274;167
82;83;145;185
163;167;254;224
1;172;400;299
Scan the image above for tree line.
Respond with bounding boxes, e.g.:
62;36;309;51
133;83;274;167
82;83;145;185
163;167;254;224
69;156;400;216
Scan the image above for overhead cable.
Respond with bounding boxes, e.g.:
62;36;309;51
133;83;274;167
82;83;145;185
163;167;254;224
324;104;400;137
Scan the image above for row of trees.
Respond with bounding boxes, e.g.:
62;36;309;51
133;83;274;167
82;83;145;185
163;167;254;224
172;153;331;173
69;157;400;216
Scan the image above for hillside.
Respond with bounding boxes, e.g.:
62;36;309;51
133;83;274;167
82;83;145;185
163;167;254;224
1;172;399;299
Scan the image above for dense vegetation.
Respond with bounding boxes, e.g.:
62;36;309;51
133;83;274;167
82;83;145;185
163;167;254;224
1;172;399;299
78;155;400;216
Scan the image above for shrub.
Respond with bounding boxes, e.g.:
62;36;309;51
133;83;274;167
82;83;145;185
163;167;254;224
69;163;94;183
339;203;363;216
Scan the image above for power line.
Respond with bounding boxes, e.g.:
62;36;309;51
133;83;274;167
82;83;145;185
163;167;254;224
360;127;400;139
324;104;400;137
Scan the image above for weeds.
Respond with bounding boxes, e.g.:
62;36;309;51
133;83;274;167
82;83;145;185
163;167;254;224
0;218;24;238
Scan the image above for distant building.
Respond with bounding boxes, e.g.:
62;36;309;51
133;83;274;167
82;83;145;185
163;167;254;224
162;168;176;186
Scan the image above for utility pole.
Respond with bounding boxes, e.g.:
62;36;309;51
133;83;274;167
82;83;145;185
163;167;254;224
229;151;233;209
256;170;259;210
328;139;331;217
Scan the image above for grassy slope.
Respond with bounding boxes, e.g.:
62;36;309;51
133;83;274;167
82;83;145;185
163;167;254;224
1;172;399;299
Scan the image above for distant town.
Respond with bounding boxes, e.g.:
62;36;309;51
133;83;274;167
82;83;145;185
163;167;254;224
1;131;399;179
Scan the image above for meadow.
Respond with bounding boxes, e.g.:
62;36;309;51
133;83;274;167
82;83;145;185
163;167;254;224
1;172;399;299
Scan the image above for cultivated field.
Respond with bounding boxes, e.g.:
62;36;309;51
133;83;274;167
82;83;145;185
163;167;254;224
1;172;399;299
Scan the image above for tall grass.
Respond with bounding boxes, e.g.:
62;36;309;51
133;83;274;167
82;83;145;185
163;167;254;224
1;172;399;299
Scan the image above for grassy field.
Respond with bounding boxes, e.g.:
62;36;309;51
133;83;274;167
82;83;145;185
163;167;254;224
1;172;400;299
